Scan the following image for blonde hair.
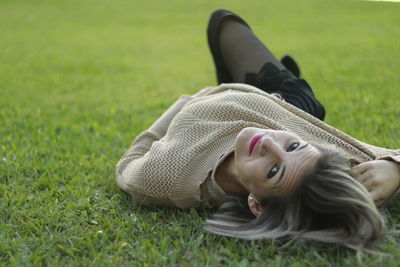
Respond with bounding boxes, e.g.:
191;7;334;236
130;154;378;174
204;145;385;247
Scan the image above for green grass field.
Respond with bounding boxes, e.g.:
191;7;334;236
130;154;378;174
1;0;399;265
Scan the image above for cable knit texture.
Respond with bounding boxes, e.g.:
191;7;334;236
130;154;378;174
116;83;400;208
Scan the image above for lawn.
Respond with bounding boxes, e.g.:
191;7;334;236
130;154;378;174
1;0;399;265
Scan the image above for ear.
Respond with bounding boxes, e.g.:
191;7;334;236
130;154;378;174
248;194;263;217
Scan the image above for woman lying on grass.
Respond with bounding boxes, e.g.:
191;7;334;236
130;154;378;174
116;9;400;247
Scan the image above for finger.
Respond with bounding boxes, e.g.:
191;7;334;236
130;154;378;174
361;179;376;193
354;169;371;182
357;171;373;184
370;188;386;204
362;177;377;191
352;162;372;174
369;189;379;202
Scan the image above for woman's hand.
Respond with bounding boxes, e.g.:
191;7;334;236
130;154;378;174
353;160;400;206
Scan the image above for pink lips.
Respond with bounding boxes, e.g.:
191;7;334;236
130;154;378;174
249;134;266;155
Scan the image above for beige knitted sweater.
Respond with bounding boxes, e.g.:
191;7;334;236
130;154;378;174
116;84;400;208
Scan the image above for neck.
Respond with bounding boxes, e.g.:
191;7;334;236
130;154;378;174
215;153;248;196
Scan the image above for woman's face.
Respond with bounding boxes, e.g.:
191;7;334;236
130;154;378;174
234;127;321;200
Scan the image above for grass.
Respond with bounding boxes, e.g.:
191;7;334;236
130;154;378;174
1;0;399;265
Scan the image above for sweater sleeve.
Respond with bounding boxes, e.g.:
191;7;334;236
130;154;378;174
116;95;192;206
147;95;193;138
377;154;400;163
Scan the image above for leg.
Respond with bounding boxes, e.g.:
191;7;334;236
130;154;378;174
207;9;325;121
218;17;287;83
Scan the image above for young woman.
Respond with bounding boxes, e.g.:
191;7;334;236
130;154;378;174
116;9;400;247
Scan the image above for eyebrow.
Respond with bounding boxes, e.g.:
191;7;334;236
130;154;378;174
276;165;286;185
273;143;309;187
298;143;308;151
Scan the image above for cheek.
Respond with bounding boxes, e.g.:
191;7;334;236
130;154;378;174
239;160;264;178
252;185;272;200
243;167;268;192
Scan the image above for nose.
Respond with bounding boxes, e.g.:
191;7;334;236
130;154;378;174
260;137;284;158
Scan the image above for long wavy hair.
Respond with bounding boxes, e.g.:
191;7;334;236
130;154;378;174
204;145;385;247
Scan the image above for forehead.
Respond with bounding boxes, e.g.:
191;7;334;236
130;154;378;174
272;145;320;196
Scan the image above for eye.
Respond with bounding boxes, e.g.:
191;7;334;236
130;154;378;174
267;164;279;179
287;142;300;152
